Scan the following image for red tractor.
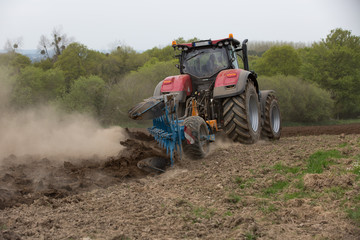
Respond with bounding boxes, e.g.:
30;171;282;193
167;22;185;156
129;34;281;167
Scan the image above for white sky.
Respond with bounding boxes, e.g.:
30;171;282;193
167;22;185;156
0;0;359;51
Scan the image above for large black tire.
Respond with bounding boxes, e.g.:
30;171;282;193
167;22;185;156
183;116;210;159
222;82;261;144
262;94;281;140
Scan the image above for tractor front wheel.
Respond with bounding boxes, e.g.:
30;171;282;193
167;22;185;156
222;81;261;144
183;116;210;159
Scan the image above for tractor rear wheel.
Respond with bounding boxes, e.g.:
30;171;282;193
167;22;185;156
183;116;209;159
222;81;261;144
262;94;281;140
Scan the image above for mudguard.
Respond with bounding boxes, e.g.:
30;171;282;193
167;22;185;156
213;69;258;99
154;74;192;102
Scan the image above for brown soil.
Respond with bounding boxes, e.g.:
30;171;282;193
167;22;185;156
1;125;360;239
0;129;169;210
282;123;360;137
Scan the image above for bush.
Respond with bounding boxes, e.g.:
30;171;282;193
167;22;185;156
258;75;334;122
11;66;65;107
103;60;179;125
253;45;301;76
59;75;106;118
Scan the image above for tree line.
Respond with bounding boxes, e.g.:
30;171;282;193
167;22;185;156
0;28;359;126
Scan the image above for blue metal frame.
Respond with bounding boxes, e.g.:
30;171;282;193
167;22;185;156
147;94;185;166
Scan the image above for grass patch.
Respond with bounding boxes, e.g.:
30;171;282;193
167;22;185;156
324;186;346;200
224;210;233;217
347;206;360;225
245;232;257;240
259;202;278;214
227;192;242;203
306;150;343;173
273;163;300;174
234;176;255;189
192;206;215;220
338;142;348;148
263;180;289;197
284;191;308;200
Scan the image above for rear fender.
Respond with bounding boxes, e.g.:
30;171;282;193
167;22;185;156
213;69;258;99
158;74;192;102
153;80;163;97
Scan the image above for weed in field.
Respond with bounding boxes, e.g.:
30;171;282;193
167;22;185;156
347;206;360;226
306;150;343;173
234;176;255;189
224;210;233;217
227;192;242;203
192;206;215;220
283;191;307;200
273;162;300;174
338;142;348;148
259;201;277;214
245;232;257;240
346;157;360;176
263;180;289;197
294;178;305;190
324;186;346;200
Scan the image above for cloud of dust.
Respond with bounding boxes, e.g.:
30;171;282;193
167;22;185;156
0;69;125;162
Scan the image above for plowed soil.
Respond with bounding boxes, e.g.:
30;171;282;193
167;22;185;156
282;123;360;137
1;124;360;240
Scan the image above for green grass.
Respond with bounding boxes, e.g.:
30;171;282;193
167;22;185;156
259;201;278;213
324;186;347;200
234;176;255;189
227;193;242;203
263;181;289;196
245;232;257;240
338;142;348;148
273;162;300;174
192;206;215;220
224;210;233;217
306;150;343;173
347;206;360;225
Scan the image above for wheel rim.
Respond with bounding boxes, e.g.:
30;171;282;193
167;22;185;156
271;105;281;133
249;95;259;132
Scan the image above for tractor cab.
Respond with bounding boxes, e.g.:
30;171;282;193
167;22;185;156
172;34;249;91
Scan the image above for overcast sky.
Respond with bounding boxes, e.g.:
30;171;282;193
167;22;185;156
1;0;359;51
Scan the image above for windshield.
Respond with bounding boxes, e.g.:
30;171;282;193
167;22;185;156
182;48;229;78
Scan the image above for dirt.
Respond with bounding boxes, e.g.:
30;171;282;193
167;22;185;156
281;123;360;137
1;125;360;239
0;129;169;210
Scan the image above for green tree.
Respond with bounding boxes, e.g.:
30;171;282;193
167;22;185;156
0;52;31;74
103;60;179;125
100;45;148;84
11;66;65;107
300;28;360;118
54;43;105;91
254;45;301;76
258;75;334;122
59;75;106;118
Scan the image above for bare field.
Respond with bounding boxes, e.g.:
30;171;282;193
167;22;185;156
1;125;360;240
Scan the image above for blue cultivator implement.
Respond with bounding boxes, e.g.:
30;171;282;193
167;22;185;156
129;94;184;166
129;93;213;171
